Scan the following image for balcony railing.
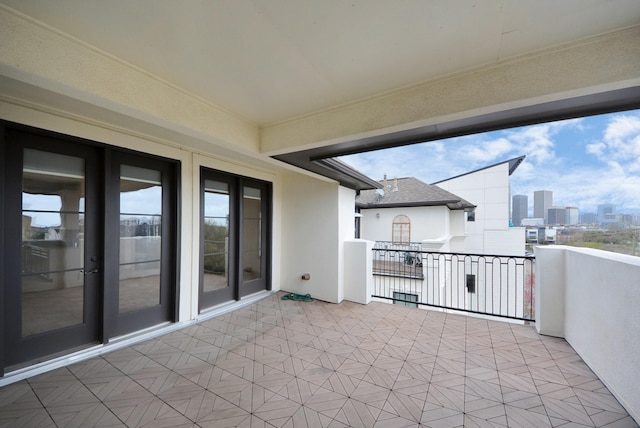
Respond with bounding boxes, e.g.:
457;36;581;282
372;244;535;321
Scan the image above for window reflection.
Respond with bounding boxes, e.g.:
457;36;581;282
243;186;262;282
203;180;230;292
21;149;86;336
119;165;162;313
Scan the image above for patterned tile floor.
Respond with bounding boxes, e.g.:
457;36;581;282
0;292;637;427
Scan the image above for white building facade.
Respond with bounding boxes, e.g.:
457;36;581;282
435;157;526;256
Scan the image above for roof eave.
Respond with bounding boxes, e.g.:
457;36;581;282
432;155;526;184
358;200;476;210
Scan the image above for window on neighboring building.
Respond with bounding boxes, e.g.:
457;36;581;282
393;292;418;308
467;211;475;222
392;214;410;244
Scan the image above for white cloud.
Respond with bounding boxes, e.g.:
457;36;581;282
458;137;513;163
584;112;640;176
508;124;556;164
341;110;640;213
604;114;640;144
511;155;640;213
585;141;605;156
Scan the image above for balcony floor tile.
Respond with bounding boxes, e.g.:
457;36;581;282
0;292;636;427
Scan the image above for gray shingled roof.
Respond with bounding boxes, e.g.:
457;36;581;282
356;177;475;210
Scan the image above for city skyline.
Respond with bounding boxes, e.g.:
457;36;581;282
513;190;622;220
341;109;640;215
512;190;636;226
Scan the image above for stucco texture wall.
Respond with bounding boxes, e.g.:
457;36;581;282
536;246;640;422
280;172;346;303
564;248;640;421
437;163;512;254
360;206;451;243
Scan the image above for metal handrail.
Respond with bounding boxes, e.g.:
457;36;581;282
372;247;535;321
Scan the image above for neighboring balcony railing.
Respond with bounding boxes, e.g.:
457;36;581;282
372;244;535;321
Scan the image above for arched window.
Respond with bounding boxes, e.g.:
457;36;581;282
392;214;411;244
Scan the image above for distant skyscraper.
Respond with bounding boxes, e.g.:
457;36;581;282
534;190;553;223
566;207;579;225
597;204;615;224
581;212;597;224
512;195;528;226
548;207;567;225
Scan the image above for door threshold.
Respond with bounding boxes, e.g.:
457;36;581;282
0;290;275;387
0;322;186;387
197;290;275;323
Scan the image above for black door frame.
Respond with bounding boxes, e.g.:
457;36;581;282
238;178;272;298
107;150;179;337
199;169;238;308
199;167;271;311
1;127;103;369
0;122;180;374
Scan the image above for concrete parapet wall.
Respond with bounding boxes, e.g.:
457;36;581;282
535;245;640;423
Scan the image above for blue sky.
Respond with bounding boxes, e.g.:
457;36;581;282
341;109;640;216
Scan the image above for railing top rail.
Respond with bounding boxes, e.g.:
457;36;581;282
374;241;424;245
373;241;422;249
373;247;535;260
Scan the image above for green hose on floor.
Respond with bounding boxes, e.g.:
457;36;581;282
281;292;314;302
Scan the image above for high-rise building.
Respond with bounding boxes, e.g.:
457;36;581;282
597;204;615;224
534;190;553;223
512;194;528;226
548;207;566;225
581;212;597;224
566;207;579;225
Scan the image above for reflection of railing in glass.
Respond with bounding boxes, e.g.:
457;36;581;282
20;148;86;336
203;240;226;273
119;165;163;313
22;244;50;279
243;187;262;281
203;220;228;274
202;218;229;292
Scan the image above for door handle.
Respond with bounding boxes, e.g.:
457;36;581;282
81;268;99;275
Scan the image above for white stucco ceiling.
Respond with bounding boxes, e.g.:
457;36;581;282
2;0;639;125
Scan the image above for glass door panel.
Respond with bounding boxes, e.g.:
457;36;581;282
3;131;101;370
112;153;175;337
242;186;262;283
119;165;162;314
199;172;236;310
240;180;269;297
203;180;230;293
21;149;87;336
199;169;270;311
3;126;178;371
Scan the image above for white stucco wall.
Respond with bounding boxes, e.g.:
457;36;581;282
344;239;374;305
337;185;357;302
360;206;454;243
535;246;640;423
280;172;353;303
449;210;466;238
437;163;518;255
484;228;526;256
